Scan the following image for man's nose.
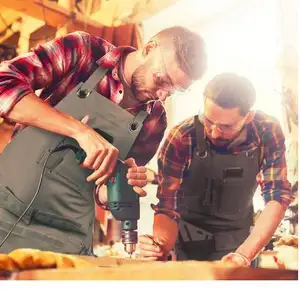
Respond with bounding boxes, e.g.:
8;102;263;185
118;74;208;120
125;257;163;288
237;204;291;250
211;125;222;139
156;89;169;102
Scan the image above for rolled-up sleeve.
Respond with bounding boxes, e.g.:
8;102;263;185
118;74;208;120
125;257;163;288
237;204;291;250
152;123;191;223
257;119;295;209
0;57;35;116
130;102;167;167
0;31;89;117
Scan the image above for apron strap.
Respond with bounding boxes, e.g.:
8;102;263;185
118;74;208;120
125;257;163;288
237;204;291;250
78;66;148;126
194;115;207;155
133;109;148;124
79;66;108;94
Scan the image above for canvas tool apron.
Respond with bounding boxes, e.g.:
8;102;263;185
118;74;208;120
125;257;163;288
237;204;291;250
175;116;261;262
0;66;148;254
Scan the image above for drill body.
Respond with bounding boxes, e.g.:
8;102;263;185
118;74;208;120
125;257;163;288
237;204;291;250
76;140;140;256
106;160;140;256
75;130;140;256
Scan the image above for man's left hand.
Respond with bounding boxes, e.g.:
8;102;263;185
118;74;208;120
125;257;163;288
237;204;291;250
124;158;147;197
221;252;251;267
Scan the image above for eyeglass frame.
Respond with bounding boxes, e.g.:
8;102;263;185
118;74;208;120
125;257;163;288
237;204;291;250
199;114;246;134
153;38;188;95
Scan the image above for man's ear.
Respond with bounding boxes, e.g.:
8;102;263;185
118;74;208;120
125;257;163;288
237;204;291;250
142;39;158;57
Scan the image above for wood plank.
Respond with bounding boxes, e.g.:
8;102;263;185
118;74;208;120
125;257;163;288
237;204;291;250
0;6;23;32
11;259;298;280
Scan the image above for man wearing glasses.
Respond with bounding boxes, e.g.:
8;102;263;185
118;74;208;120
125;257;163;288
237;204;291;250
139;73;294;266
0;26;207;253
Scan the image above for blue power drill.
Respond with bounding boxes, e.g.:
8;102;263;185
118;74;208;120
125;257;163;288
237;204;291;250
106;159;140;256
75;135;140;256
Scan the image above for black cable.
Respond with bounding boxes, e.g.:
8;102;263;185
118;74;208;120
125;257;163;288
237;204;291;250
0;145;80;248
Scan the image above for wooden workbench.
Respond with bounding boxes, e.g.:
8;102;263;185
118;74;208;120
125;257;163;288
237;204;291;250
5;256;297;280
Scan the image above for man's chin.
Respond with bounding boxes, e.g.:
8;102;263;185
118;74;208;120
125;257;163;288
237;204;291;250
134;90;155;103
211;139;231;147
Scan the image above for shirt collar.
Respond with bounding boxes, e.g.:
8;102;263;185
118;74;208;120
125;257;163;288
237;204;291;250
96;45;137;81
95;45;158;113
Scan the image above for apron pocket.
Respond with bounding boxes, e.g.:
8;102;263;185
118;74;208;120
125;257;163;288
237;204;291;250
217;180;248;215
49;150;93;195
0;219;85;254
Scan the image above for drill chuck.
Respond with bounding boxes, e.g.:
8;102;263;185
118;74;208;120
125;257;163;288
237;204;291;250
122;229;137;255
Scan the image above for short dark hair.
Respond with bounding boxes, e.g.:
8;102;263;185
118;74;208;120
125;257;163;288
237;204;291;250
152;26;207;80
204;73;256;116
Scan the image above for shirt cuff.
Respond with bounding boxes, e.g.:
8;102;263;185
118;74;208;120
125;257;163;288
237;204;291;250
151;203;180;223
263;191;295;210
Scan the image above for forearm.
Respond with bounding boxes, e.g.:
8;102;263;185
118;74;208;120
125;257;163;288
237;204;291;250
236;201;286;261
6;92;87;139
153;213;178;254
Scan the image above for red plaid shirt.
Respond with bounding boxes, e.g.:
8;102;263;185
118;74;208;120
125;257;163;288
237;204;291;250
0;31;167;204
154;111;294;222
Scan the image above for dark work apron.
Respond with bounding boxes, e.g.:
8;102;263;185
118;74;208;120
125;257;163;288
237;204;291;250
0;66;148;254
175;116;261;262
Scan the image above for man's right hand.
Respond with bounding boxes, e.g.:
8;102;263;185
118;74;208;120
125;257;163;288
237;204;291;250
138;235;165;260
73;115;119;186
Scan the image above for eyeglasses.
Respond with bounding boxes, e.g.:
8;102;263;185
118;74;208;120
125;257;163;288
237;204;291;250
155;38;187;94
200;115;245;134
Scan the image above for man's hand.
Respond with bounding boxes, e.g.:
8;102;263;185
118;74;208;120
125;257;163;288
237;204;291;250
123;158;147;196
74;115;119;185
221;252;251;267
138;235;165;260
97;157;147;204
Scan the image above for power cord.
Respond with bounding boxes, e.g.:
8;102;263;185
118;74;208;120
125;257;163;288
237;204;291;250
0;144;81;249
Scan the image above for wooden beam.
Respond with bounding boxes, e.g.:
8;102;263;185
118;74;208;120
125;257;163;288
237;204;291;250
0;17;22;44
0;0;104;32
90;0;119;26
0;5;24;32
126;0;179;24
84;0;96;16
17;15;45;54
57;0;76;11
90;0;179;26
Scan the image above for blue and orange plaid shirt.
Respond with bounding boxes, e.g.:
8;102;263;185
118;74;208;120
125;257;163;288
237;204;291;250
153;111;294;222
0;31;167;204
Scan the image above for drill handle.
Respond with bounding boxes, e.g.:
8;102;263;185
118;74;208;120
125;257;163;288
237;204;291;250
75;128;114;164
107;160;140;223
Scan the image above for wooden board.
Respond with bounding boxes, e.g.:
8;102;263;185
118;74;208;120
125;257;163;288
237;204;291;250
7;257;298;280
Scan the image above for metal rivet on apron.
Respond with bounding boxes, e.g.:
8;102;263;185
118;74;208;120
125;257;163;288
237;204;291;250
196;151;208;158
129;121;139;132
246;151;254;159
77;89;90;98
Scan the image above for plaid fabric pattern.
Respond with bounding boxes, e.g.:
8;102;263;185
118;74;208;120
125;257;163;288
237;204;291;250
0;31;167;205
154;111;294;222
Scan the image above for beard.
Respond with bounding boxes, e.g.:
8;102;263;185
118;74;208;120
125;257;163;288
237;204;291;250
210;137;231;147
208;130;242;148
131;65;157;102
